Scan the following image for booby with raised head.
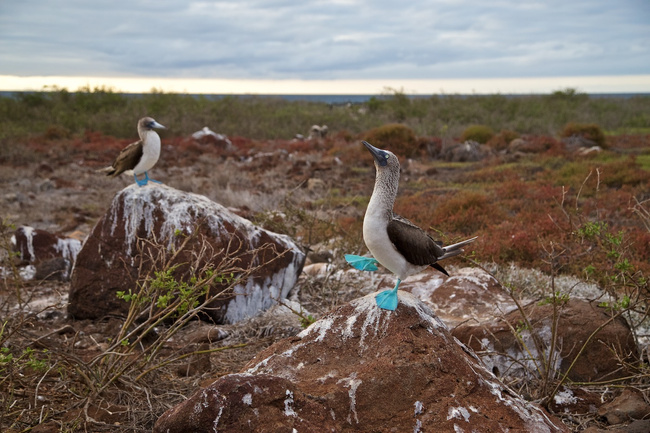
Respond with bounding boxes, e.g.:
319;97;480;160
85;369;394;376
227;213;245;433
99;117;166;186
345;141;478;311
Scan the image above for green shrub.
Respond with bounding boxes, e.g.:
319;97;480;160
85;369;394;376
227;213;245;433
363;123;419;158
487;129;520;150
560;122;606;147
460;125;495;144
43;124;71;140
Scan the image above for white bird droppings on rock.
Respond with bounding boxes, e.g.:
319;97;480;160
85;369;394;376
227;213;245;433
55;236;82;263
297;315;334;342
554;388;578;406
13;226;35;260
212;406;223;431
284;390;297;417
337;372;361;424
447;406;471;422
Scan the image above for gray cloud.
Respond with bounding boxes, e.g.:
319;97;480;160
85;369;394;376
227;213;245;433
0;0;648;79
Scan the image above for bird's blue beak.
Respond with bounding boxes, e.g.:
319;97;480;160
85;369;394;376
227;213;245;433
150;120;166;129
362;141;388;167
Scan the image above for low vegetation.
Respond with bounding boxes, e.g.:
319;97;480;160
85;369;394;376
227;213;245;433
560;122;607;147
362;123;420;157
0;86;649;144
486;129;520;150
460;124;495;144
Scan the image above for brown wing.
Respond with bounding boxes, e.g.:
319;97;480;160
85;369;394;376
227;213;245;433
387;215;445;266
108;140;143;176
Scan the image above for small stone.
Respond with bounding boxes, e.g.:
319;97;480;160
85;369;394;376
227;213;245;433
34;257;70;281
598;388;650;425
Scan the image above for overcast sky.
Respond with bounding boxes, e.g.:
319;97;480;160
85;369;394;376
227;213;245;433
1;0;649;93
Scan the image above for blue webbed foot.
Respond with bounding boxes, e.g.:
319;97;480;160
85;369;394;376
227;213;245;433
344;254;379;272
375;279;401;311
375;289;399;311
144;172;161;184
134;173;148;186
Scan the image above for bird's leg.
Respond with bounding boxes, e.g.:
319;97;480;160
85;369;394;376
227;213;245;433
344;254;379;272
134;172;148;186
375;278;401;311
144;172;161;184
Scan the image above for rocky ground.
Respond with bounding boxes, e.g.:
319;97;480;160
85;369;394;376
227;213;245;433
1;131;649;432
0;133;392;432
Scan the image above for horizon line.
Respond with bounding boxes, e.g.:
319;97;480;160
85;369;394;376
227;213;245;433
1;74;650;95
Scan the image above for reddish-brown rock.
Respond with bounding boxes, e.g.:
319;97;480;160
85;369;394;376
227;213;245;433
68;184;305;323
440;140;495;162
191;127;234;150
397;267;518;327
12;225;81;280
598;388;650;425
453;299;638;382
12;225;81;264
548;386;602;416
155;292;568;432
154;374;336;432
508;137;549;153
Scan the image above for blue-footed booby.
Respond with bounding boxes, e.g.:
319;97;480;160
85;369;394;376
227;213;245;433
345;141;478;311
99;117;166;186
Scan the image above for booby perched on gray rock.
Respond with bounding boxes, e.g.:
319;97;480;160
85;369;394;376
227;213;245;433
99;117;166;186
345;141;478;311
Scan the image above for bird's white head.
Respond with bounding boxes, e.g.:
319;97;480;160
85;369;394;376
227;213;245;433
139;117;166;131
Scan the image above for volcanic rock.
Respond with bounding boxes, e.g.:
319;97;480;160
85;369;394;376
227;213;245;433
562;135;598;152
12;226;81;263
508;137;549;153
12;226;81;280
33;257;70;281
154;291;567;432
582;423;650;433
453;299;638;382
397;267;519;327
155;374;336;432
548;386;602;415
68;184;305;323
191;126;234;150
440;140;494;162
598;388;650;425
